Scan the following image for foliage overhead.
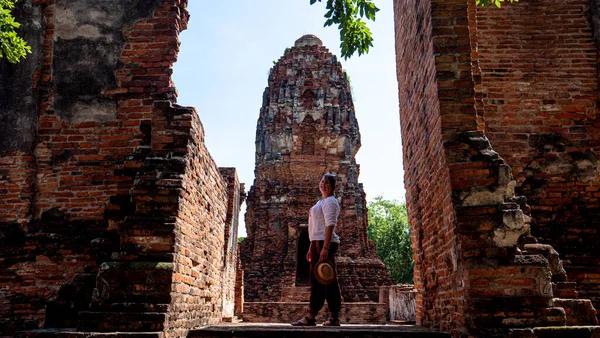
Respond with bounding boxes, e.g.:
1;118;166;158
1;0;521;64
367;196;413;284
0;0;30;64
309;0;379;60
313;0;518;59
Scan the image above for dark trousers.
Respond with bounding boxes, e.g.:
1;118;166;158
308;240;341;317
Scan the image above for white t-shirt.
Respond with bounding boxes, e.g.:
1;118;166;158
308;196;340;243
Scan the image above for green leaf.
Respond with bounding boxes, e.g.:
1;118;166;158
0;0;31;64
314;0;377;59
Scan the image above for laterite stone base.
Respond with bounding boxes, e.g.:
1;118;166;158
189;324;449;338
241;302;387;324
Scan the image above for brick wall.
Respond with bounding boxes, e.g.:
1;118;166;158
0;0;241;335
0;217;117;331
476;0;600;309
167;107;229;337
395;0;568;335
2;0;180;221
394;0;463;332
234;245;244;316
0;0;44;225
0;153;35;223
219;168;245;320
33;0;172;221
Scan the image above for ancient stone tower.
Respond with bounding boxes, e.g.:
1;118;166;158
241;35;391;310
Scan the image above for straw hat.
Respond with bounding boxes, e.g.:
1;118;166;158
315;261;336;285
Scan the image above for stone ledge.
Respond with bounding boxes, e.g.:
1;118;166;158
509;326;600;338
77;312;166;332
190;323;449;337
14;329;163;338
242;302;387;324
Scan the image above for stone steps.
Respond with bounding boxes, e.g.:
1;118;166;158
280;286;311;302
553;298;598;326
189;324;449;338
552;282;578;299
44;273;98;328
241;302;387;324
221;316;243;324
509;326;600;337
17;325;449;338
77;312;167;332
15;329;163;338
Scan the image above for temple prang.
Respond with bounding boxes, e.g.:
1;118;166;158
240;34;392;323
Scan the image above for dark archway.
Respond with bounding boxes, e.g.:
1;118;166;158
295;229;310;286
301;135;315;155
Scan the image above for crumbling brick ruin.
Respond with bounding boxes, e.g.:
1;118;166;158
2;0;600;337
395;0;600;336
240;34;392;324
0;0;244;337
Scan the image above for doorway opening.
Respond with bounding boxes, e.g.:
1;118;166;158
296;229;310;286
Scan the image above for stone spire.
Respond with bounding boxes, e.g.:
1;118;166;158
242;35;391;303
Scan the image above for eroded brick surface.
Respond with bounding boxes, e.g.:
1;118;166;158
219;168;246;320
394;0;598;336
0;1;242;336
394;0;464;332
476;0;600;310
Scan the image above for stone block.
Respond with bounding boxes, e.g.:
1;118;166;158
389;285;416;322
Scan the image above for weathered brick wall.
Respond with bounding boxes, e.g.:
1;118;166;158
395;0;573;335
1;0;181;224
0;0;241;335
166;108;229;337
234;246;244;316
76;102;230;336
218;168;245;319
0;0;43;224
1;0;177;329
394;0;465;332
0;216;117;331
0;153;35;223
33;0;173;220
476;0;600;309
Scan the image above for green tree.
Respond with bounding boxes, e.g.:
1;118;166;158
310;0;379;60
367;196;413;283
311;0;518;59
0;0;30;63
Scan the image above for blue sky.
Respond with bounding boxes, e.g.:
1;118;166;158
172;1;404;236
